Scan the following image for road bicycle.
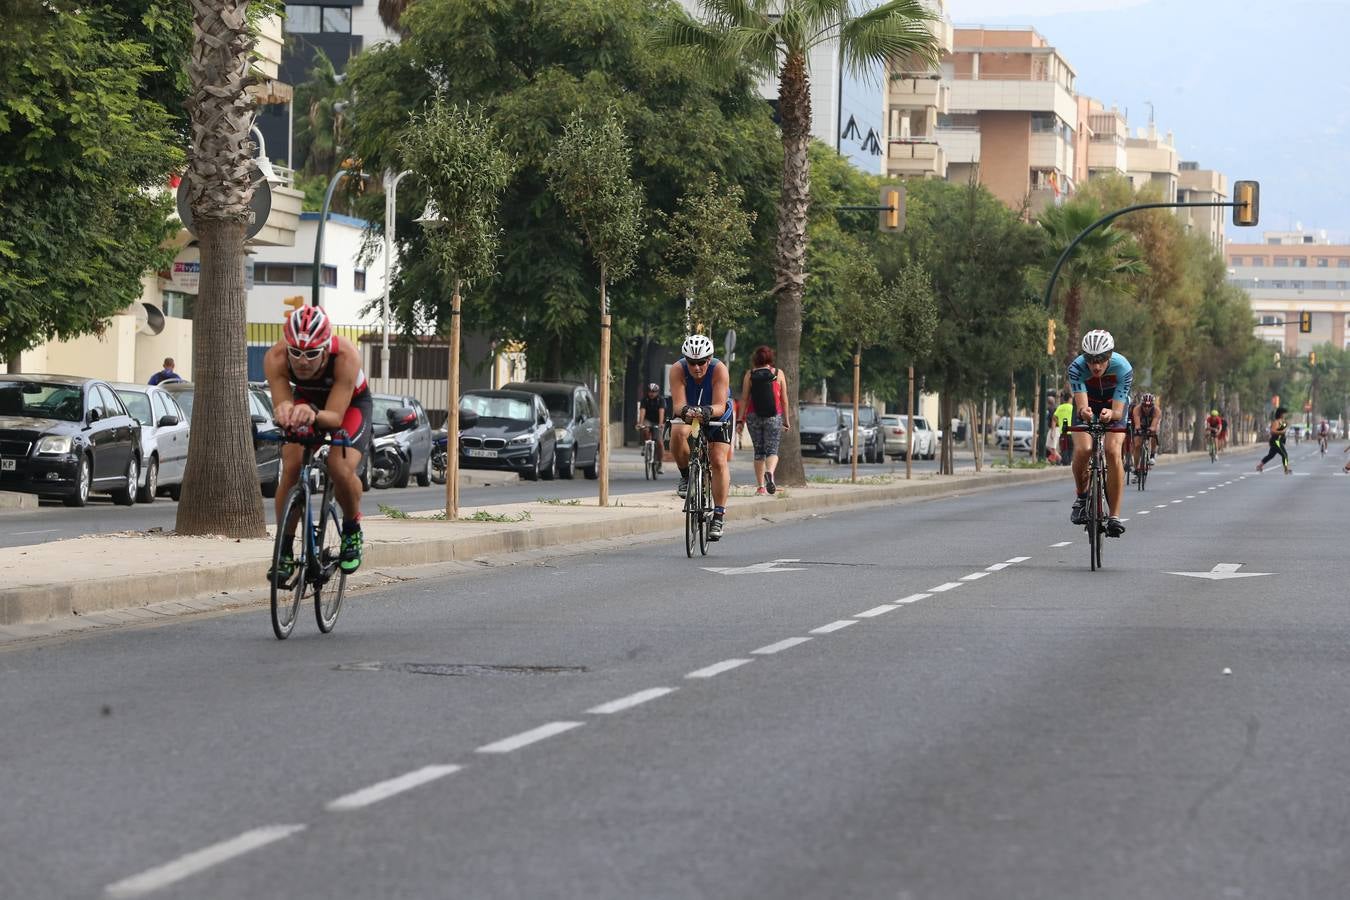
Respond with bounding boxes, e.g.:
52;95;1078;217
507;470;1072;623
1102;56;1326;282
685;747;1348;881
1206;431;1218;463
263;430;353;639
681;417;713;557
1070;419;1126;571
640;424;662;480
1319;434;1329;456
1134;434;1153;491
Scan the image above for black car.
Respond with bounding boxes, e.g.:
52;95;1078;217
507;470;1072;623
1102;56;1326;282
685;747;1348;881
797;404;846;459
458;390;557;481
0;375;142;506
161;381;282;497
503;380;600;479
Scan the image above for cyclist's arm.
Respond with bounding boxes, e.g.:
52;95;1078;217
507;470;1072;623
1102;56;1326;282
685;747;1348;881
1072;390;1091;422
669;364;689;420
708;365;730;419
315;351;358;432
263;343;300;427
737;370;751;426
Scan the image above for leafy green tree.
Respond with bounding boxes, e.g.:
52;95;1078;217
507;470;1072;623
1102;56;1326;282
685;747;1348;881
401;98;514;519
0;0;184;364
545;107;644;507
656;176;759;337
653;0;942;486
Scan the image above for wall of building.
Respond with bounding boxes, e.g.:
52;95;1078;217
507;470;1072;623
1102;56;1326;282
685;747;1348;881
977;111;1030;208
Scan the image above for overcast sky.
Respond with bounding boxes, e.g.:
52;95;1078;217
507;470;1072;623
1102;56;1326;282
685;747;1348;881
949;0;1350;242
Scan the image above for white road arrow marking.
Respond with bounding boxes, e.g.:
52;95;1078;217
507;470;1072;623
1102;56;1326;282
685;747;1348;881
701;558;806;576
1167;563;1274;581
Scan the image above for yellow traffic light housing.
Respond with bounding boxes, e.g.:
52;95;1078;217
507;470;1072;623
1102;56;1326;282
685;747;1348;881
282;294;304;321
1309;351;1318;366
1233;180;1259;227
1300;310;1312;333
879;184;905;233
1046;318;1057;356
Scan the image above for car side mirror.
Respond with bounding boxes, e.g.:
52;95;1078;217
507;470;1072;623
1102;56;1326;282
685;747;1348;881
158;414;179;427
87;408;102;424
250;414;267;426
386;406;417;432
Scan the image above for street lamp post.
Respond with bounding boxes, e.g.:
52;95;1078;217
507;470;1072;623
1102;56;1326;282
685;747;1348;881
311;165;357;306
381;169;414;392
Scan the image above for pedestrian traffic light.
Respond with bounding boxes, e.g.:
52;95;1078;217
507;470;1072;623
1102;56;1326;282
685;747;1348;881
1309;351;1318;366
879;184;905;233
1300;310;1312;333
282;295;304;321
1233;180;1259;227
1046;318;1056;356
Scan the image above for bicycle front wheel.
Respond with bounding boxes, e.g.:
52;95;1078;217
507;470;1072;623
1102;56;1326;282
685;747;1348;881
698;462;712;556
684;467;700;558
271;486;306;640
314;498;348;633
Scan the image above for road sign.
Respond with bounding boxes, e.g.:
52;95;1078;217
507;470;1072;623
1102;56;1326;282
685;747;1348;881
702;559;805;576
175;164;273;241
1167;563;1273;580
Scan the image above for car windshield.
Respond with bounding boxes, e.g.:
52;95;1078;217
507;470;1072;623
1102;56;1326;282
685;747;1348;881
798;407;838;429
116;391;152;426
536;391;573;422
165;387;194;420
856;407;877;425
461;395;532;424
0;381;84;422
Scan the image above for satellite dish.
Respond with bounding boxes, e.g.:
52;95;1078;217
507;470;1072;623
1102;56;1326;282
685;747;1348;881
135;302;166;336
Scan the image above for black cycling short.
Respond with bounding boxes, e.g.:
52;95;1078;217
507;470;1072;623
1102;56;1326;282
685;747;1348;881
295;390;372;461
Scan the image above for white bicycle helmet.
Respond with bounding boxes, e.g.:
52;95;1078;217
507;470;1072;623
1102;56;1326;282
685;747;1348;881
681;334;714;361
1081;329;1115;357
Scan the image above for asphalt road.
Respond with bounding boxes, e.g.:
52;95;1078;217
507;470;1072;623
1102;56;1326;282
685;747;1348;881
0;450;963;549
4;447;1345;898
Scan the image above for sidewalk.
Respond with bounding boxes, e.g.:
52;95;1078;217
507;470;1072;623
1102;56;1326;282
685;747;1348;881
0;451;1208;635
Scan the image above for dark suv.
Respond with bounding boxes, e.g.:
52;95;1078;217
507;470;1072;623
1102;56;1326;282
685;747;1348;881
503;381;600;479
797;404;845;459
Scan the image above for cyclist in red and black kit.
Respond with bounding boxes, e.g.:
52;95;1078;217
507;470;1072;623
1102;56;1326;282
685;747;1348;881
263;305;372;579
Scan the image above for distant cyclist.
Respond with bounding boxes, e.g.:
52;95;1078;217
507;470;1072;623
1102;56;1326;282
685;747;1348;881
1318;419;1330;454
636;383;665;474
1131;393;1160;470
1205;409;1222;459
669;334;733;541
1067;329;1132;538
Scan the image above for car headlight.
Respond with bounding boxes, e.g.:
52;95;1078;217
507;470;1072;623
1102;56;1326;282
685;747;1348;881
509;433;534;446
36;435;73;455
554;427;568;442
820;433;838;444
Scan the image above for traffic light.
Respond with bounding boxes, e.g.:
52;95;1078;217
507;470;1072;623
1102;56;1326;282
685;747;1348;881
1309;351;1318;366
1233;180;1259;227
282;295;304;321
1273;351;1281;368
1300;310;1312;333
879;184;905;233
1046;318;1057;356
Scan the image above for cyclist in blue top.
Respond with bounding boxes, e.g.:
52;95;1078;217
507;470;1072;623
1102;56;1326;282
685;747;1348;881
669;334;733;541
1067;329;1133;537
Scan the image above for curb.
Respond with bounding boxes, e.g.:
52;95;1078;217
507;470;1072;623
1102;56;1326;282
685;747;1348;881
0;466;1072;628
0;492;38;511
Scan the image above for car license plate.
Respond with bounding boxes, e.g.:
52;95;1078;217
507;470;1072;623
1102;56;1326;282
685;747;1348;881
0;459;14;471
466;448;498;458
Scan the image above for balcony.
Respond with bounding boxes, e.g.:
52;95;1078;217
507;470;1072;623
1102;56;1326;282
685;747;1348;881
949;76;1078;123
1029;132;1071;172
886;140;947;178
888;76;949;113
251;165;304;248
935;127;980;164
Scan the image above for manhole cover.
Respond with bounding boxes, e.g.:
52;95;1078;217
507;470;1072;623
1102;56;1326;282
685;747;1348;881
335;662;586;677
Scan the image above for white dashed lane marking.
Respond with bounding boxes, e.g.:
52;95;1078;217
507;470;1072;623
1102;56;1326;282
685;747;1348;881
1049;542;1073;548
854;605;896;619
896;593;931;604
326;765;461;811
810;620;857;634
476;722;584;754
960;572;990;581
929;582;963;592
753;636;815;653
587;688;677;715
684;659;753;679
105;825;306;898
1005;556;1031;563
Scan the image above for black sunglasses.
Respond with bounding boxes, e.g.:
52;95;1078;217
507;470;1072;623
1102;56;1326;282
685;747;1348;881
685;357;711;367
1085;352;1111;364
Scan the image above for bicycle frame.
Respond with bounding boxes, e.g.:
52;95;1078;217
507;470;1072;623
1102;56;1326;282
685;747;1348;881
1070;420;1126;571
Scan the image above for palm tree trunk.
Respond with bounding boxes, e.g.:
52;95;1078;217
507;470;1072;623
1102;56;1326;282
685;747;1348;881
1062;282;1084;367
772;51;812;487
598;264;611;507
176;0;266;538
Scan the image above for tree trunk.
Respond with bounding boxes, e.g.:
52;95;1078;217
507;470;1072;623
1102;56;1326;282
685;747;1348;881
6;355;21;374
850;349;860;483
446;278;462;520
772;51;812;487
939;391;954;475
905;365;914;480
971;401;981;472
176;0;265;538
1008;372;1016;466
598;265;611;507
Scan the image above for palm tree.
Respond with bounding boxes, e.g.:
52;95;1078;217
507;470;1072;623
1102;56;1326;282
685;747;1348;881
378;0;413;33
653;0;940;485
293;49;348;177
175;0;267;538
1037;199;1147;367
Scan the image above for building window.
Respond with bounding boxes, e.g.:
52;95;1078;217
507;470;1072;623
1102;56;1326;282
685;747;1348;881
1274;257;1288;267
354;270;366;292
1294;257;1308;268
1317;258;1329;267
284;5;321;33
255;263;337;286
321;7;352;33
1230;256;1243;266
1339;259;1350;268
1258;315;1281;326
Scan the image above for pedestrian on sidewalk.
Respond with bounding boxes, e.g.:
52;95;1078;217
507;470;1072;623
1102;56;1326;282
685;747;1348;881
1052;391;1074;466
1257;406;1290;474
147;358;182;385
737;345;790;495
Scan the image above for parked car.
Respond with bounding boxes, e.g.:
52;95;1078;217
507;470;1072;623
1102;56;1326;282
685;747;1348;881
995;416;1035;451
0;375;142;506
458;390;557;481
797;404;846;459
111;383;190;502
838;406;883;463
160;381;282;497
881;414;937;459
369;393;434;488
503;381;600;479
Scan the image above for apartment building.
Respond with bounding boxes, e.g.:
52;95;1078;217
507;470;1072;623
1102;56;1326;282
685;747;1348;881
1176;162;1228;251
1082;99;1129;182
1227;230;1350;356
935;27;1079;213
883;0;954;179
1124;122;1179;202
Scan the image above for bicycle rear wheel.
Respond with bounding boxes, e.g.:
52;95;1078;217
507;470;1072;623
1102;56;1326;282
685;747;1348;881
1086;465;1100;571
698;461;711;556
684;467;700;558
313;497;348;633
271;486;306;640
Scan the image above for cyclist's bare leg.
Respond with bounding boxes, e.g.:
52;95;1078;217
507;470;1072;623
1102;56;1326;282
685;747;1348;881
325;447;364;522
709;441;731;507
276;443;304;523
670;423;691;471
1105;431;1126;516
1070;430;1092;494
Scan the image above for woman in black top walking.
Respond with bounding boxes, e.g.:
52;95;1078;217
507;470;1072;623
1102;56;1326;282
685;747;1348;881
737;346;790;494
1256;406;1290;474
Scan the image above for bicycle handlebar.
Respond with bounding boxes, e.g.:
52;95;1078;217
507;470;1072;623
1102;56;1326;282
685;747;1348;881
258;429;355;448
1068;422;1129;434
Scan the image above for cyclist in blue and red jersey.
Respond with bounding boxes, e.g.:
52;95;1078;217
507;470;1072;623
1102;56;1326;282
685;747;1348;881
1067;329;1133;538
669;334;733;541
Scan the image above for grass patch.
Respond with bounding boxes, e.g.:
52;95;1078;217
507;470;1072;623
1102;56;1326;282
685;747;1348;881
537;497;582;506
990;459;1051;469
378;503;411;519
806;474;895;485
466;509;533;523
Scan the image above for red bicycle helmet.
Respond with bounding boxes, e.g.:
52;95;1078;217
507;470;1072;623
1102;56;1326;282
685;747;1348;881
284;304;332;351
